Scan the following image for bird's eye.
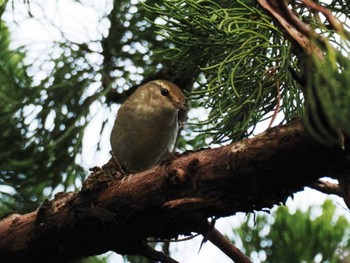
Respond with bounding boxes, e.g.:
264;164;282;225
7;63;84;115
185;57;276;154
160;88;169;96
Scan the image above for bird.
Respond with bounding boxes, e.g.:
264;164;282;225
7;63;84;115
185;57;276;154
110;79;187;172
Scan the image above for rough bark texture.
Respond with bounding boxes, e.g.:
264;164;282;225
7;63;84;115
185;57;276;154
0;119;345;262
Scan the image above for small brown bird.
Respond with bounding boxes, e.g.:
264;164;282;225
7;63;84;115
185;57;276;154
110;80;187;172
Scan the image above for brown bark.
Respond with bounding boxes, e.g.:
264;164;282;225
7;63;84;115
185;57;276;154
257;0;324;58
0;119;345;262
204;228;252;263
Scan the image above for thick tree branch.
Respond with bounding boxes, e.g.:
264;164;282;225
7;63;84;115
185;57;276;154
0;119;345;262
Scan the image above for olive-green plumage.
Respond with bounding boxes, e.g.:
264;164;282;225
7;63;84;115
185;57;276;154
110;80;186;172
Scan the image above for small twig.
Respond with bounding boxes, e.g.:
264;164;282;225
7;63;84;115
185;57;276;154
134;242;179;263
110;150;126;175
278;0;313;38
205;228;252;263
268;79;281;129
162;240;170;258
299;0;347;36
257;0;324;59
147;233;200;243
309;179;342;197
197;221;251;263
263;67;281;129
